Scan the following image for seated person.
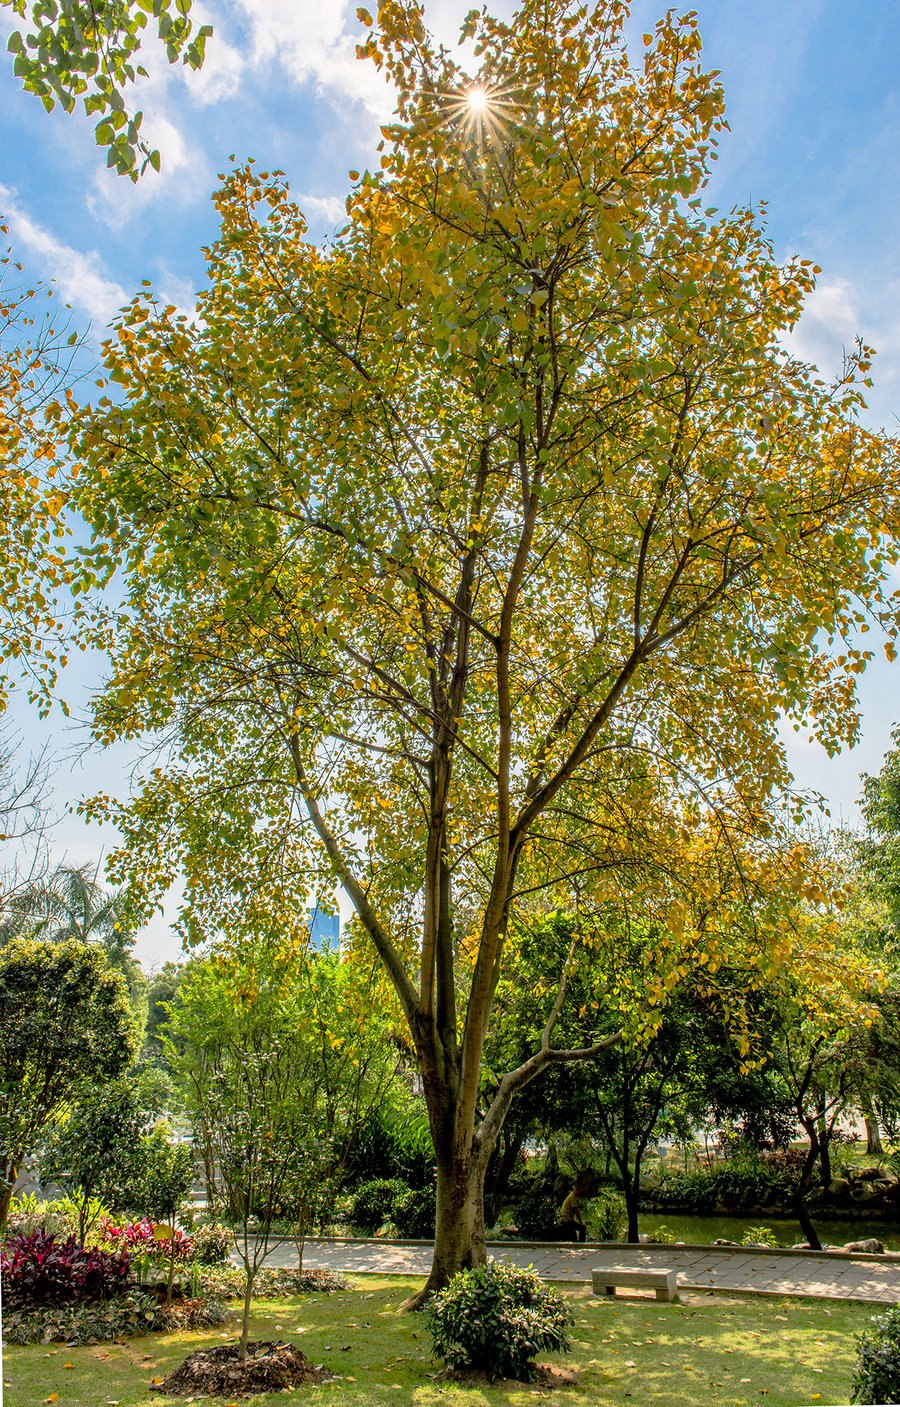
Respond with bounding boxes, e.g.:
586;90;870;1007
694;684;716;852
554;1180;587;1243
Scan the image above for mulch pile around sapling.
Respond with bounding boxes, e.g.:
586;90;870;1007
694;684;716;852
151;1341;332;1397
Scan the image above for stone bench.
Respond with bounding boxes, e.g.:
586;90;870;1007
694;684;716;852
592;1266;680;1302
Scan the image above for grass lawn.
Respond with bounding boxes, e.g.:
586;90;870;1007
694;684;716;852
2;1275;871;1407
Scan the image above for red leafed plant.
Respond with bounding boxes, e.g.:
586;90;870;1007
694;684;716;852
99;1217;194;1262
0;1229;131;1304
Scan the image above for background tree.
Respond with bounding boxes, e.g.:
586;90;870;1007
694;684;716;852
166;937;399;1359
75;0;900;1297
38;1078;146;1242
0;936;138;1223
122;1123;195;1306
860;725;900;939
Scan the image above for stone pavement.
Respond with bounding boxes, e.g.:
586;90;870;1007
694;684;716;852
257;1237;900;1304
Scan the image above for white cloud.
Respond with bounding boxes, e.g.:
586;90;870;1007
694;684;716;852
779;269;900;428
181;0;246;106
783;277;859;377
154;265;200;321
300;193;347;227
0;184;128;329
234;0;394;121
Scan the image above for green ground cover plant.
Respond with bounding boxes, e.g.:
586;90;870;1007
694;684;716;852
1;1273;875;1406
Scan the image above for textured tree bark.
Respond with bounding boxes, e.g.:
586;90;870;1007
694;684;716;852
865;1111;884;1157
0;1159;20;1227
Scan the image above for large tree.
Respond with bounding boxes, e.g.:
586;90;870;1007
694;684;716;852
74;1;900;1296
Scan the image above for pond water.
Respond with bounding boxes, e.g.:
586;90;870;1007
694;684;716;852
637;1211;900;1250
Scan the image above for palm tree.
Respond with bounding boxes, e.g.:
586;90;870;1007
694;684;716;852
5;861;134;968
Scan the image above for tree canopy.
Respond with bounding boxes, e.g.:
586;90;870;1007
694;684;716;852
70;0;900;1291
0;936;138;1223
2;0;210;177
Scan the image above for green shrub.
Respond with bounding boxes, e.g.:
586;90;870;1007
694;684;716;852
197;1264;349;1300
513;1190;556;1241
741;1225;780;1247
424;1258;572;1382
393;1183;436;1239
349;1178;412;1234
189;1222;233;1264
3;1194;85;1244
851;1304;900;1403
645;1224;677;1244
587;1190;625;1241
653;1147;804;1211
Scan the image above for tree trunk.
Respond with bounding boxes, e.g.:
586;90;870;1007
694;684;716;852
239;1268;254;1361
484;1126;525;1205
0;1158;20;1227
166;1238;176;1307
817;1114;832;1188
796;1120;821;1251
865;1111;883;1157
624;1177;640;1243
406;1148;487;1308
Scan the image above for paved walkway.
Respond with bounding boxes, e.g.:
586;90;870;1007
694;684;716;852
257;1237;900;1304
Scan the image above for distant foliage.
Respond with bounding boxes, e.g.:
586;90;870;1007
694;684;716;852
851;1304;900;1404
425;1259;572;1382
187;1222;233;1265
653;1148;805;1210
349;1178;413;1234
588;1189;626;1242
342;1108;436;1192
1;1229;130;1303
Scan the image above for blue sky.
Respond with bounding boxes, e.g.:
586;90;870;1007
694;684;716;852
2;0;899;964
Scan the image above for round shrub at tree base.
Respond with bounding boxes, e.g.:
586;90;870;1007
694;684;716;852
424;1259;573;1382
851;1304;900;1403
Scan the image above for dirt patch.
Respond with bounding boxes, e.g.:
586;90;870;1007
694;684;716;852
438;1363;579;1388
152;1340;331;1397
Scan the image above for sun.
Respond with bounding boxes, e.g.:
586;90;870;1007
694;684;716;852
438;80;517;146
